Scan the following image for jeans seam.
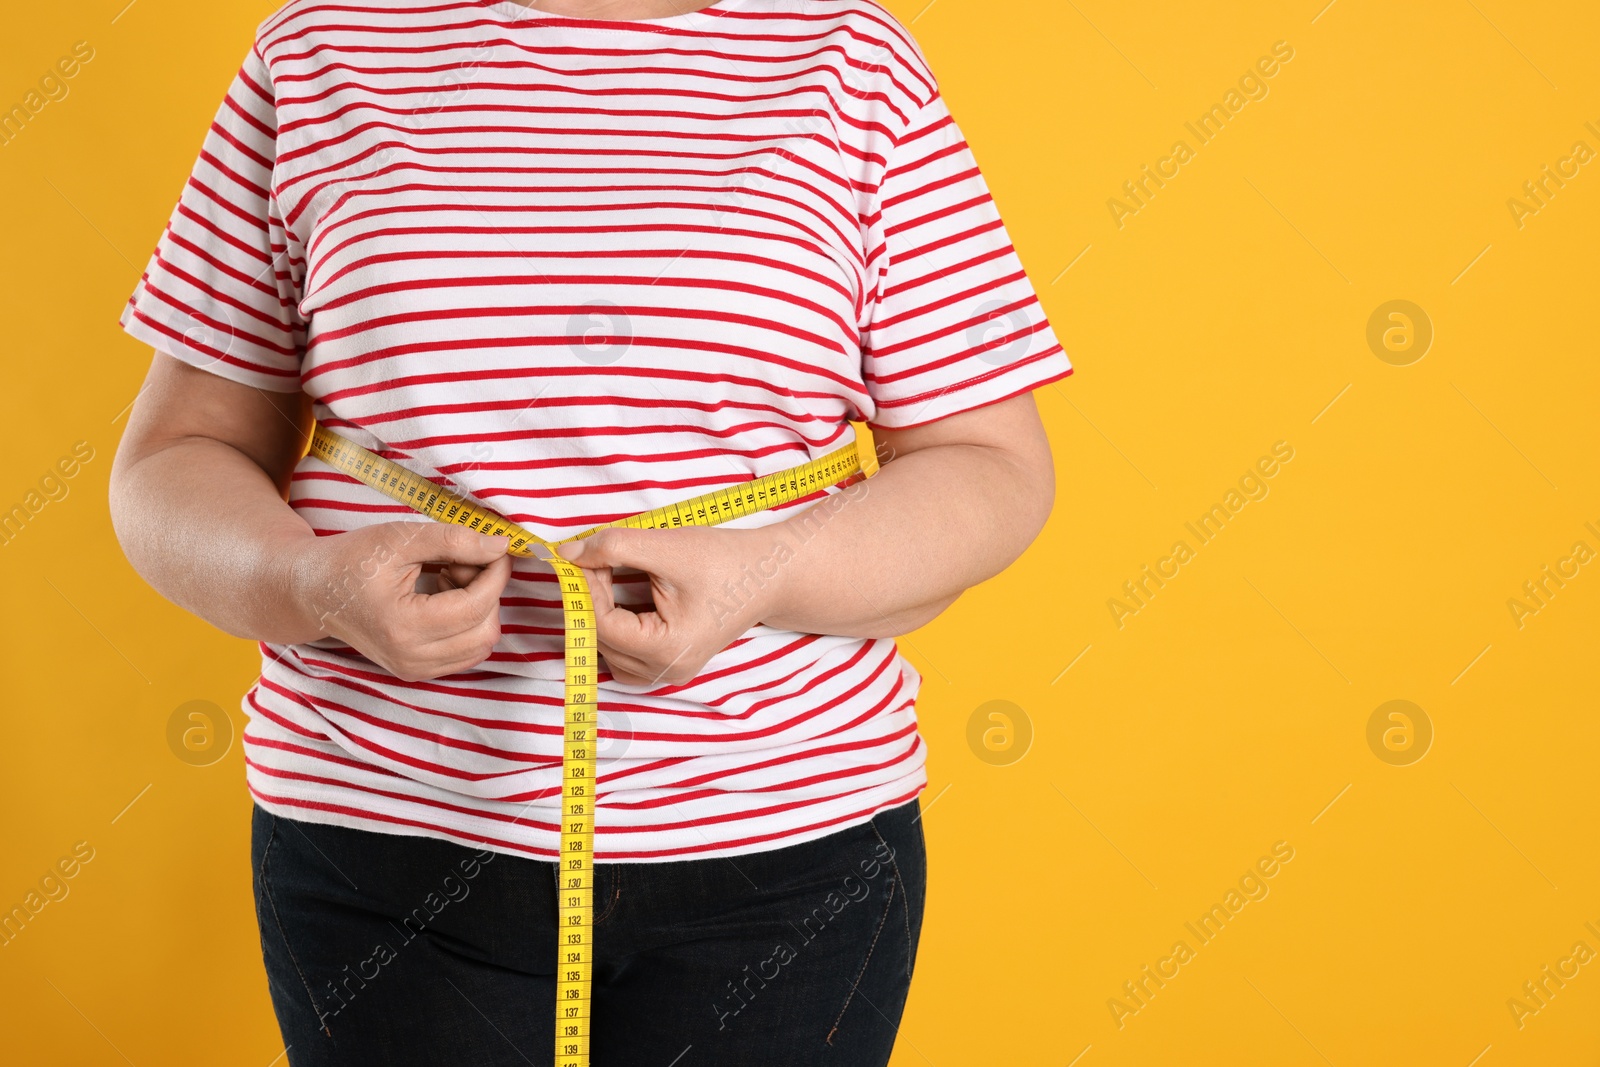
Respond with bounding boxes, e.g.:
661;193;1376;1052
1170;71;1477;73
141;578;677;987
258;815;331;1037
825;873;897;1046
595;865;623;925
869;818;915;978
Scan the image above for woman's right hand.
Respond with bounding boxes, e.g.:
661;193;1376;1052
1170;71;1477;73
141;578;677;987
290;522;513;682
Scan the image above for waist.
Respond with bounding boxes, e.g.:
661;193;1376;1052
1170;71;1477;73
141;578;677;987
240;648;928;862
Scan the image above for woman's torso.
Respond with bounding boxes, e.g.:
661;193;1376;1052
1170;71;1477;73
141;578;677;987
244;0;932;860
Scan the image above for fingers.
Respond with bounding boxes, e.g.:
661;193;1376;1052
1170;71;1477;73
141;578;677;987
390;523;510;568
559;535;655;673
437;562;482;590
582;558;616;614
591;599;665;662
600;642;697;687
312;522;513;683
560;528;730;687
552;539;669;685
344;523;724;686
384;608;503;682
594;607;702;687
597;647;657;687
402;552;512;642
421;607;505;677
463;552;514;598
383;562;507;680
559;527;668;576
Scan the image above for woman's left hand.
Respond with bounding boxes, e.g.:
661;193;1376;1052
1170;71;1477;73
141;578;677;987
556;526;787;687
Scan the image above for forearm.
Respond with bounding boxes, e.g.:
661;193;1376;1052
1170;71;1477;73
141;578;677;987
752;438;1054;638
109;436;324;644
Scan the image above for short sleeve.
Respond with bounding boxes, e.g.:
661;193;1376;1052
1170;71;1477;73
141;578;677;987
860;93;1071;429
117;42;306;392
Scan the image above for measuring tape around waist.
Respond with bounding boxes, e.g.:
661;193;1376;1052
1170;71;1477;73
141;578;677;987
305;419;866;1067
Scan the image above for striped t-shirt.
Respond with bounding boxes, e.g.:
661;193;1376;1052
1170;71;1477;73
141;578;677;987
118;0;1072;861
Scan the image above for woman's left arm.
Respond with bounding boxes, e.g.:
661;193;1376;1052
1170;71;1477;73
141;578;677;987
558;392;1056;686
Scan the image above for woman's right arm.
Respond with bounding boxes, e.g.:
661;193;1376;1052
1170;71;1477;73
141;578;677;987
108;352;514;681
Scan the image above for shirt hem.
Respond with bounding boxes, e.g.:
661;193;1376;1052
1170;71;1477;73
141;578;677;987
246;777;928;864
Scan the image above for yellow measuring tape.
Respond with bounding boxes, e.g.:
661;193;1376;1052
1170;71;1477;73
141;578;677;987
306;420;865;1067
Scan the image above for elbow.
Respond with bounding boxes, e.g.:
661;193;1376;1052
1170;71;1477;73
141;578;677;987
911;591;962;632
999;436;1056;559
1031;447;1057;539
106;434;170;576
873;591;961;638
106;443;144;564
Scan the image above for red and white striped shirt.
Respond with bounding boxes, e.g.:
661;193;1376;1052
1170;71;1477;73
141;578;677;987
118;0;1071;861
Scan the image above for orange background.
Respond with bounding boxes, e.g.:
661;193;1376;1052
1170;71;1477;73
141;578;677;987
3;1;1599;1064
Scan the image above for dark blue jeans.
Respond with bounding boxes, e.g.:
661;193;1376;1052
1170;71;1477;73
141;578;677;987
251;801;926;1066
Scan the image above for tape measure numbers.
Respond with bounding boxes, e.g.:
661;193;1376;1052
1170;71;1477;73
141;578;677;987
306;420;865;1067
